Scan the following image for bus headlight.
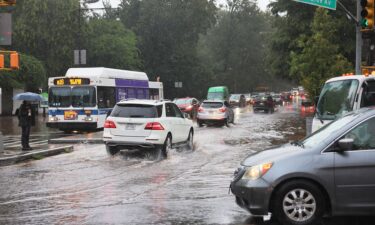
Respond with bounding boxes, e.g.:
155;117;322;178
49;116;58;122
84;116;93;122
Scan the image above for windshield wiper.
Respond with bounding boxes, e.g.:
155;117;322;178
291;140;305;148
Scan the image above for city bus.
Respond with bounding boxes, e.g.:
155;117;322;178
47;67;163;132
311;74;375;133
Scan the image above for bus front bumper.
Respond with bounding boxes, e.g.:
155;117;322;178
47;122;97;130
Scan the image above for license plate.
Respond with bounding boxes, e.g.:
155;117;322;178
64;111;77;120
209;111;214;114
125;124;135;130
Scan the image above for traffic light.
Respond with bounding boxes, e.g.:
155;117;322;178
9;52;18;70
361;0;375;29
0;54;4;69
0;0;16;6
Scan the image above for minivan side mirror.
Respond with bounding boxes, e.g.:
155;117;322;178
337;138;354;151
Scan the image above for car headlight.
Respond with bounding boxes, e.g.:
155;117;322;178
242;162;273;180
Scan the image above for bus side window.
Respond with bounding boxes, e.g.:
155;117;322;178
97;87;116;108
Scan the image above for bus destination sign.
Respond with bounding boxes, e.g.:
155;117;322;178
54;78;90;86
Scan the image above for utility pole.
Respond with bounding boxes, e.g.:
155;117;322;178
356;0;362;74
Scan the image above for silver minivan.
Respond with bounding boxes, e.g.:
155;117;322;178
231;107;375;225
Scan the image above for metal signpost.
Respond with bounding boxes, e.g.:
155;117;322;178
294;0;337;10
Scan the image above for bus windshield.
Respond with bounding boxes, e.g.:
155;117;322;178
72;87;96;107
49;87;71;107
49;86;96;107
317;79;359;120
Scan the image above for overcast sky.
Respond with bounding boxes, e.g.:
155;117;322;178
90;0;271;12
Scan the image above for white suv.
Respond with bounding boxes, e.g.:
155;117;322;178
103;99;194;158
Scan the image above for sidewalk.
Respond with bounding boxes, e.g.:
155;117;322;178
0;134;73;167
48;131;103;144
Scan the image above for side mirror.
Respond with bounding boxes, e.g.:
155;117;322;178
184;113;191;119
338;138;354;151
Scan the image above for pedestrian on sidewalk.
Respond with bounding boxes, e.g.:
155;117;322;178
17;101;35;151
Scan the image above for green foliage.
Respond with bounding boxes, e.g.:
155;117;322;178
289;8;352;98
85;19;142;70
268;0;355;81
0;54;46;91
198;0;271;93
118;0;217;98
12;0;79;77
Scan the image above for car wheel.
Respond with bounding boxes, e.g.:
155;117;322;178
273;180;325;225
162;135;172;158
197;119;204;127
186;130;194;150
106;145;120;156
145;147;163;161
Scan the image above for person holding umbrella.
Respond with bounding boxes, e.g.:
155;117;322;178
17;100;35;150
13;92;42;151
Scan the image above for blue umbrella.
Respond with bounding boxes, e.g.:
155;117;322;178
13;92;44;101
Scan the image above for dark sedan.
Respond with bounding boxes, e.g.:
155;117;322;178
230;107;375;225
253;95;275;113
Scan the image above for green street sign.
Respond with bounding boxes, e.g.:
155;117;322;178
294;0;337;10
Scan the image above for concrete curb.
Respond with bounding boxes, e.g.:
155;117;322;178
0;145;74;167
48;138;103;144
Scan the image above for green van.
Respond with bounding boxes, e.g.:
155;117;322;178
207;86;229;100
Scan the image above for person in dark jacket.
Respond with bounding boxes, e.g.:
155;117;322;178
18;101;35;151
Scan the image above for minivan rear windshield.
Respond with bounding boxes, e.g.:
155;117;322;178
202;102;223;108
111;104;162;118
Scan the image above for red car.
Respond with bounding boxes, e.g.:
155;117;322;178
173;97;199;119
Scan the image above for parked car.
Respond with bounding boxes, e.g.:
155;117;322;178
197;100;234;127
103;99;194;159
173;97;199;119
253;95;275;113
229;94;246;107
230;107;375;225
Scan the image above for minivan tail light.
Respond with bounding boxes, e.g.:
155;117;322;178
219;107;226;113
145;122;165;130
104;120;116;128
198;107;204;112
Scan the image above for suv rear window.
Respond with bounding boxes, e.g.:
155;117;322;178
111;104;162;118
201;102;223;108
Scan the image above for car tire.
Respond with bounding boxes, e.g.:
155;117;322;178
162;135;172;158
186;130;194;150
197;120;204;127
106;145;120;156
273;180;325;225
146;147;163;161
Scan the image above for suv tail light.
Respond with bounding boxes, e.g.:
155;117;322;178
145;122;165;130
104;120;116;128
198;107;204;112
219;107;226;113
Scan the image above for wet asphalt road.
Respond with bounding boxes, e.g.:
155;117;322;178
0;103;374;225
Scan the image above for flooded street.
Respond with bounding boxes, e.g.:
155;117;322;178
0;104;373;225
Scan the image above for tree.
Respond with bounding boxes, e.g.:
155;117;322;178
12;0;81;77
85;19;142;70
267;0;355;81
289;8;352;98
118;0;217;98
198;0;271;93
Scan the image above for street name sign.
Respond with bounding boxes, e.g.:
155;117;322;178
294;0;336;10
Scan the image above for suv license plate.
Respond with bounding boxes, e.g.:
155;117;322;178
125;124;135;130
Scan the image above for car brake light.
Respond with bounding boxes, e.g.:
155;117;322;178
145;122;165;130
198;107;204;112
104;120;116;128
219;107;226;113
186;105;193;110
